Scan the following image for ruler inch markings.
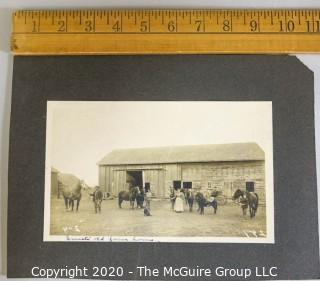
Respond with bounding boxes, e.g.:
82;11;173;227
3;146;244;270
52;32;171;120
11;8;320;54
203;10;205;32
14;31;320;35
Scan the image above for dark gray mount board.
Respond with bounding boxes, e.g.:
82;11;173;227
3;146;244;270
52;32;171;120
8;55;320;280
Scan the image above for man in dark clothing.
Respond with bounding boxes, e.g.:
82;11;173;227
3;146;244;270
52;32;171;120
90;186;103;213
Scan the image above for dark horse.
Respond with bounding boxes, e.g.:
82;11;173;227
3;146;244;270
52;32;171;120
118;186;139;209
61;180;84;212
184;189;194;212
194;192;218;215
233;189;259;218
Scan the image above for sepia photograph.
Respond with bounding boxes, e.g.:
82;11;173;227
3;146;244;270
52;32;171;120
44;101;274;243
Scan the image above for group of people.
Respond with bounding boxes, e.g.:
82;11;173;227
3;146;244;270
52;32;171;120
136;186;152;215
170;187;219;213
90;185;220;215
90;185;153;215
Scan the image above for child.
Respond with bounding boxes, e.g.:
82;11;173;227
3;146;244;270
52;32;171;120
144;207;151;216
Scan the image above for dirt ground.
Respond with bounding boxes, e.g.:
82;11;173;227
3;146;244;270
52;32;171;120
50;195;267;238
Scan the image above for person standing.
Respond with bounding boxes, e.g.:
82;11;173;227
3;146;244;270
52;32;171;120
169;186;176;210
174;189;184;213
90;186;103;213
145;186;152;210
136;186;145;208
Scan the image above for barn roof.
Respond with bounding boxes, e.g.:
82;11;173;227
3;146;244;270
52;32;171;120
51;167;59;173
98;143;265;166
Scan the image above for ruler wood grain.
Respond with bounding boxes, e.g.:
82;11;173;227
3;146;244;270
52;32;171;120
11;9;320;55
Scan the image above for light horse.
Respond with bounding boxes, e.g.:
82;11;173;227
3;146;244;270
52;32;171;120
61;180;86;212
233;189;259;218
118;186;139;209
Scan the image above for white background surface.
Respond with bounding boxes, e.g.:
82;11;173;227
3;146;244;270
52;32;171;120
0;1;320;281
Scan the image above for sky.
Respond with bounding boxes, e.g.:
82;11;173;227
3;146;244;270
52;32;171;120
46;101;273;186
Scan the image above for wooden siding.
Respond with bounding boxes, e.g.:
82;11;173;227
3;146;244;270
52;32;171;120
181;161;265;203
99;160;265;202
163;164;181;197
51;172;58;196
144;169;165;197
98;166;105;191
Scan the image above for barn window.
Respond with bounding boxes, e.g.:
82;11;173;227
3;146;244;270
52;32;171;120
173;180;181;190
145;182;150;192
246;181;255;192
183;182;192;189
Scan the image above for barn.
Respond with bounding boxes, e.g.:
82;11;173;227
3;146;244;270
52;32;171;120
51;167;59;197
51;167;82;199
97;143;265;203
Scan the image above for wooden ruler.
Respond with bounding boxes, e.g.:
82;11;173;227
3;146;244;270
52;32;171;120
11;9;320;55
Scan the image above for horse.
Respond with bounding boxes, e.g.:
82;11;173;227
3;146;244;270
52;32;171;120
184;189;194;212
194;192;218;215
233;189;259;218
118;186;139;209
61;180;85;212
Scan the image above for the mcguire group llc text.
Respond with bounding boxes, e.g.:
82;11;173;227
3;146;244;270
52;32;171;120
31;265;278;279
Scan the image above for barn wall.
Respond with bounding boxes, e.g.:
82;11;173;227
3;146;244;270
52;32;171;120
101;164;181;198
144;169;165;197
113;170;127;195
180;161;265;203
99;166;105;191
163;164;181;197
51;172;58;196
104;166;111;194
99;160;265;202
102;164;167;197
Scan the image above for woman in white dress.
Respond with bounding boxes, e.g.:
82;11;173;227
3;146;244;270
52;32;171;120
174;189;184;213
